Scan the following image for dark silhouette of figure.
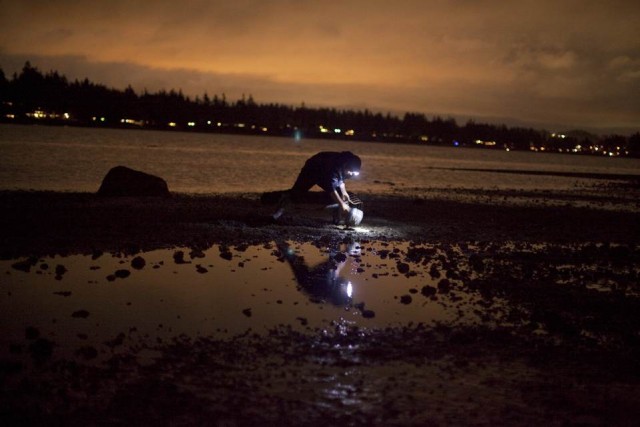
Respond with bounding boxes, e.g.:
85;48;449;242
268;151;362;220
277;241;358;307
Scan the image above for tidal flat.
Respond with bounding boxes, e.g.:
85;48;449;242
1;182;639;425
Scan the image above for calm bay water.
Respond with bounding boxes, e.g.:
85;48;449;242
1;123;639;194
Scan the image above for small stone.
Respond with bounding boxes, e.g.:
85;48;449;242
334;252;347;262
242;308;252;317
131;256;146;270
11;257;38;272
115;269;131;279
400;295;412;305
397;262;410;274
55;265;68;276
173;250;188;264
362;309;376;319
421;285;437;297
437;279;451;294
190;248;206;259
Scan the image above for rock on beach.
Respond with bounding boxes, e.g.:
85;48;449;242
97;166;169;197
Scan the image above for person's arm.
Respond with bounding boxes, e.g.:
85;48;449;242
331;188;351;212
339;182;355;203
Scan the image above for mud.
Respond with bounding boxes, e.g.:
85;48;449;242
1;183;639;425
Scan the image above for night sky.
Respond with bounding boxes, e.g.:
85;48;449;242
1;0;639;133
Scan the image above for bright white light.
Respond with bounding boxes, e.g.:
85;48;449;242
346;282;353;298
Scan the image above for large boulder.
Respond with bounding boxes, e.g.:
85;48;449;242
98;166;169;197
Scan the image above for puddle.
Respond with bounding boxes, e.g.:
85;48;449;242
1;240;512;364
4;239;637;368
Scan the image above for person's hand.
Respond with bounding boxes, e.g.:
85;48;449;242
341;203;351;213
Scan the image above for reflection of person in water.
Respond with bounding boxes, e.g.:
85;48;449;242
277;242;354;306
272;151;362;220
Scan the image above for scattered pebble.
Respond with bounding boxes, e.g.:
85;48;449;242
400;295;413;305
421;285;437;297
397;262;410;274
11;257;38;272
362;309;376;318
131;256;146;270
115;269;131;279
219;247;233;260
173;251;189;264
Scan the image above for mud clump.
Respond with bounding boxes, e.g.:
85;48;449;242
55;264;68;280
11;257;38;272
173;251;189;264
219;246;233;261
421;285;437;297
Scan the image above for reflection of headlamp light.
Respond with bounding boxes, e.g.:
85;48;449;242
346;281;353;298
348;171;360;176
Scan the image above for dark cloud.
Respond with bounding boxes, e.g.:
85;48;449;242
0;0;638;133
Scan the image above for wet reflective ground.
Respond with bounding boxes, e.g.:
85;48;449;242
2;239;640;425
2;239;638;364
0;241;489;362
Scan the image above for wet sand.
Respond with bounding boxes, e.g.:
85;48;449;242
1;180;640;425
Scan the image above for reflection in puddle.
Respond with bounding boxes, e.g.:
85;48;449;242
276;241;358;306
1;241;505;365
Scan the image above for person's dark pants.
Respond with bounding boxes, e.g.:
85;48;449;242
289;164;328;202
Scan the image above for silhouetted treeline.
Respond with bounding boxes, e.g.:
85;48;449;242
1;62;639;157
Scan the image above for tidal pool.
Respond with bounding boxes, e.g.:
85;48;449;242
1;240;511;364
